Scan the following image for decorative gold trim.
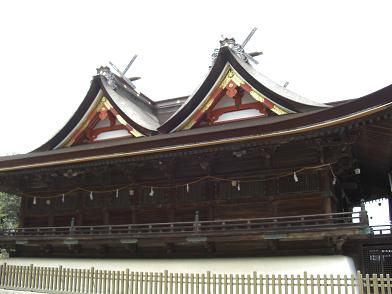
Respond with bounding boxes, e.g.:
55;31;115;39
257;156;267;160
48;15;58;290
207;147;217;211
1;102;390;173
61;96;144;147
180;66;289;130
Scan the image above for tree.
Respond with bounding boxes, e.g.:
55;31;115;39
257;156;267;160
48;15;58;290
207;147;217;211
0;192;20;229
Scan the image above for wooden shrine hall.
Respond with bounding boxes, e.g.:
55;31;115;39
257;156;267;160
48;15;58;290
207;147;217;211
0;36;391;273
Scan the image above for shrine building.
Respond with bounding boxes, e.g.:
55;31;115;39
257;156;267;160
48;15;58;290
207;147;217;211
0;37;391;274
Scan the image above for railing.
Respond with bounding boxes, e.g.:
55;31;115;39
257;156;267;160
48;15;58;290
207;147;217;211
0;211;366;240
0;263;390;294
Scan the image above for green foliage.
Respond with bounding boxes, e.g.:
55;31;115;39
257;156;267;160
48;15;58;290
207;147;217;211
0;192;20;229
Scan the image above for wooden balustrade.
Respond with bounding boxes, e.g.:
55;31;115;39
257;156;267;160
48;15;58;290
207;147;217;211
0;263;390;294
0;211;366;240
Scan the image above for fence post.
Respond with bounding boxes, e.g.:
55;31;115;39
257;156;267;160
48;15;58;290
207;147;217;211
344;274;348;294
191;274;195;294
372;274;379;294
0;263;4;286
28;264;33;290
153;272;158;294
253;272;257;294
176;273;179;294
125;269;129;294
385;274;391;294
165;270;169;294
149;272;154;294
121;270;126;294
379;275;385;294
235;274;239;294
185;273;190;294
170;273;174;294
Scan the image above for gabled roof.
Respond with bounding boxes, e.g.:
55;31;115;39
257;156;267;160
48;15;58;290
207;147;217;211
158;47;329;133
1;39;389;179
35;74;160;152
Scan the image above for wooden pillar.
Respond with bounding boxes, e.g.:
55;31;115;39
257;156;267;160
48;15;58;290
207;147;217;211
19;197;26;227
168;207;175;222
48;215;54;227
131;207;137;224
103;209;109;225
76;212;83;226
323;196;332;214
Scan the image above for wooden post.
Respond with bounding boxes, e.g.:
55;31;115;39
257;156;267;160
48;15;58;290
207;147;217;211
386;274;391;294
185;273;189;294
337;274;342;294
28;264;33;290
165;270;169;294
213;273;217;294
53;267;58;291
316;275;321;294
90;267;95;294
310;274;314;294
196;274;200;294
160;272;164;294
175;273;179;294
135;271;139;294
170;273;174;294
13;265;17;289
112;270;116;294
143;272;147;294
191;274;195;294
121;270;126;294
224;274;228;294
77;269;82;293
372;274;379;294
241;274;245;294
149;272;154;294
125;269;130;294
155;272;159;294
247;274;252;294
271;274;275;294
266;275;270;294
115;271;120;294
58;265;63;292
235;274;239;294
129;272;135;294
181;273;184;294
202;273;206;294
229;274;233;294
66;268;70;292
296;274;300;294
379;274;385;294
365;274;370;294
81;269;86;293
218;274;222;294
344;274;349;294
277;275;282;294
303;272;308;294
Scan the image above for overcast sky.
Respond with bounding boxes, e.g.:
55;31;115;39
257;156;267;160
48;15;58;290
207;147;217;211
1;0;392;155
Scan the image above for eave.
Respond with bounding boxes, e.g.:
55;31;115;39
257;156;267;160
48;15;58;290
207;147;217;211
1;86;392;174
158;47;328;133
34;75;158;152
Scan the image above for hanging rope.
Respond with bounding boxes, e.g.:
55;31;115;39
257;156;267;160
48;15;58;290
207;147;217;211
22;162;337;200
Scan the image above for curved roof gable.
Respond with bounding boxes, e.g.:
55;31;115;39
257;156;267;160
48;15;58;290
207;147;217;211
34;74;159;152
158;47;329;133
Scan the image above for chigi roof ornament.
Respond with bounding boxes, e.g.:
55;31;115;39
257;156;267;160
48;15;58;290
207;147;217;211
211;27;263;66
97;54;141;94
